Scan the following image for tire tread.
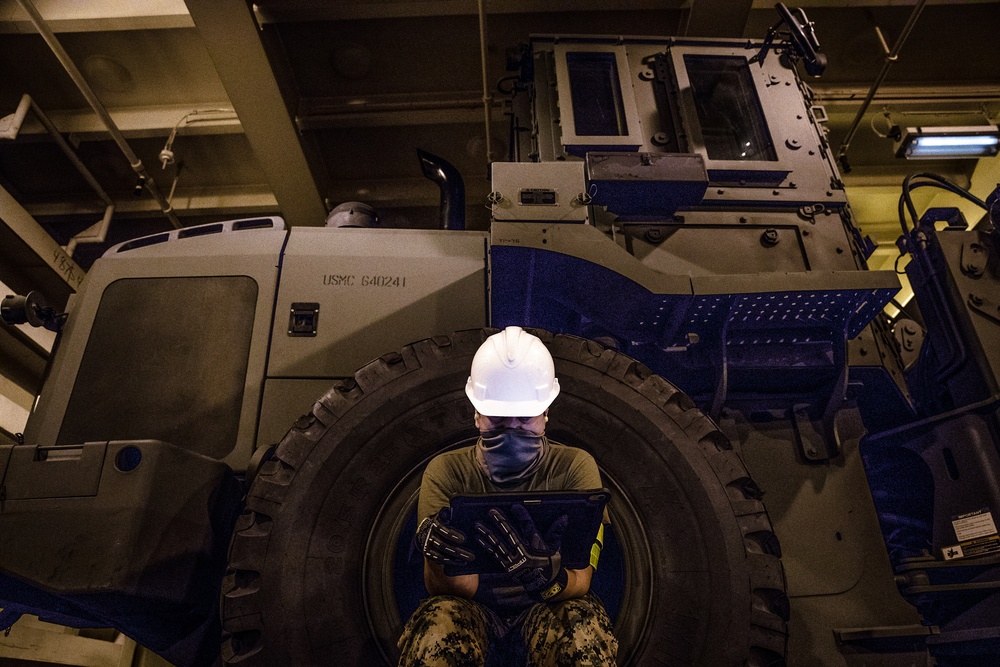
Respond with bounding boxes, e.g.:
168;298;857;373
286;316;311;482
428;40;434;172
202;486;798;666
221;329;788;665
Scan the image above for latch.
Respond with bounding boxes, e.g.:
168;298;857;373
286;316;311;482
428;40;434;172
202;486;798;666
288;302;320;337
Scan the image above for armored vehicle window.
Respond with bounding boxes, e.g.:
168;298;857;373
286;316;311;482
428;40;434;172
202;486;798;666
57;276;257;460
566;51;629;136
683;55;777;162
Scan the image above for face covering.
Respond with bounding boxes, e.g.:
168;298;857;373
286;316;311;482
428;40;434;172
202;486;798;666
475;429;548;484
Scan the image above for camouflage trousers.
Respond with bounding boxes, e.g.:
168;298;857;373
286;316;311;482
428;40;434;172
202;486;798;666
397;593;618;667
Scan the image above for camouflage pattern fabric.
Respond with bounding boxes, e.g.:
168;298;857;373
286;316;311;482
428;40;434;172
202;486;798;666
521;593;617;667
397;593;617;666
397;596;496;666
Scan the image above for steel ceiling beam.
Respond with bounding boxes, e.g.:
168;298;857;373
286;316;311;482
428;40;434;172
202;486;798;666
0;0;193;33
297;91;503;130
251;0;683;23
8;92;499;139
683;0;754;37
25;177;495;217
813;83;1000;103
249;0;992;23
184;0;327;227
0;183;84;306
10;103;242;141
26;185;279;219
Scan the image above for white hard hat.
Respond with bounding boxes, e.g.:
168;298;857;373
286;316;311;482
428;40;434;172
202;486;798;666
465;326;560;417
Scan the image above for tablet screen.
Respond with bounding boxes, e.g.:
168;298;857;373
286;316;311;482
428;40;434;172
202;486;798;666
443;489;609;576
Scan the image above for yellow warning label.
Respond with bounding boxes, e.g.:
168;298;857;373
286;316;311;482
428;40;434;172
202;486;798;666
943;534;1000;561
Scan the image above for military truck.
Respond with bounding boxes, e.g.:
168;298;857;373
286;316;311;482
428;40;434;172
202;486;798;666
2;7;1000;667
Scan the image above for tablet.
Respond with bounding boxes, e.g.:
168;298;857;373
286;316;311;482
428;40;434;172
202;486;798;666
443;488;610;576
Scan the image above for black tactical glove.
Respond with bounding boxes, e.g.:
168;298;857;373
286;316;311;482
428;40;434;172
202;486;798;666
415;508;475;567
475;505;569;602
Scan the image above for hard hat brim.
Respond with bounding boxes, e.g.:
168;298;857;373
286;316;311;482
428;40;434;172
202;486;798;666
465;381;559;417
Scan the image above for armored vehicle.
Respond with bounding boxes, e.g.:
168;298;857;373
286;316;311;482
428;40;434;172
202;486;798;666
2;6;1000;667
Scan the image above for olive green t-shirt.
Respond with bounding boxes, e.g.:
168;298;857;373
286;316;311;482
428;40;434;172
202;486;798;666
418;439;604;521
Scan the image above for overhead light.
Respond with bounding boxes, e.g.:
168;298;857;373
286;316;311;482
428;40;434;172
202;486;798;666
893;125;1000;159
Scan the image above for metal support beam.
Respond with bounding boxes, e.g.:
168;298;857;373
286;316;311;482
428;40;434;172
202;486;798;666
0;0;193;33
184;0;327;227
683;0;753;38
0;183;85;301
0;186;86;299
26;184;279;219
10;102;242;141
297;92;504;130
252;0;678;23
25;177;494;218
812;83;1000;108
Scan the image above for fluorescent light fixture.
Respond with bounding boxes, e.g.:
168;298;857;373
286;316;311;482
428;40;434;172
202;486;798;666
894;125;1000;159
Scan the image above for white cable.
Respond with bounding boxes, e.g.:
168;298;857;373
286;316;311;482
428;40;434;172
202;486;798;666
160;108;236;168
870;112;893;139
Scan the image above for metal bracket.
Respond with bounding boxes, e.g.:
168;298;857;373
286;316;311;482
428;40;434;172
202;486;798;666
834;624;936;648
969;293;1000;325
793;402;842;462
709;302;738;422
896;549;1000;597
749;3;827;76
920;207;968;231
894;319;925;371
793;334;848;462
652;53;671;83
961;240;989;278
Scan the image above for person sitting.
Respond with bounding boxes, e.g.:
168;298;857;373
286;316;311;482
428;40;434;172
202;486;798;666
397;326;618;666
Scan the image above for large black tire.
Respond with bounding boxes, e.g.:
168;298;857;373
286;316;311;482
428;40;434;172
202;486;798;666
221;329;788;666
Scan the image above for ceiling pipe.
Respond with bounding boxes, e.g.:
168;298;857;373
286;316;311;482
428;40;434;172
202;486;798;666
476;0;493;165
0;94;115;257
0;94;31;140
30;97;115;257
64;205;114;257
836;0;928;173
15;0;182;230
